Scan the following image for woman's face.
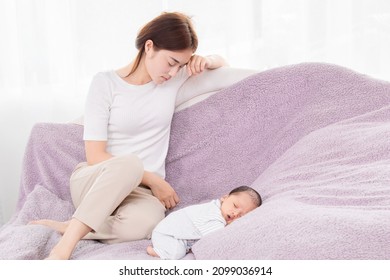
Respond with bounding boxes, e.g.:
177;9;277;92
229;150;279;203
144;40;193;84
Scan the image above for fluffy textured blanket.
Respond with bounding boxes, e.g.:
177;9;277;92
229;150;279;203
1;62;389;259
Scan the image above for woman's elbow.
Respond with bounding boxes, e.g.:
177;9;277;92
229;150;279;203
84;141;112;165
86;153;112;165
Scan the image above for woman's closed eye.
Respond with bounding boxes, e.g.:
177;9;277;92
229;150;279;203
169;62;186;69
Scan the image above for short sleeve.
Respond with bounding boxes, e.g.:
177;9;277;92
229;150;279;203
83;73;113;141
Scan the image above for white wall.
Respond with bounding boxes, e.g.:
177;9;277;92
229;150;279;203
1;0;390;225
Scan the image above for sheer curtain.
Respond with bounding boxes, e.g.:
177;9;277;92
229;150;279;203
0;0;389;224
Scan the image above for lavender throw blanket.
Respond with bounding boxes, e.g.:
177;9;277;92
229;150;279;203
1;63;389;259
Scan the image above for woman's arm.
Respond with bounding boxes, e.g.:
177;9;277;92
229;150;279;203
84;140;112;165
142;171;180;209
204;54;229;69
85;141;179;209
186;54;228;76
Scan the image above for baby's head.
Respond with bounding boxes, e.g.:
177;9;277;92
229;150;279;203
220;186;262;224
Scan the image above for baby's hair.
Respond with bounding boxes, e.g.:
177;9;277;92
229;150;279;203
229;185;262;207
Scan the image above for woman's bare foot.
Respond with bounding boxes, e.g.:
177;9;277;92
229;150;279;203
147;245;159;258
29;219;70;234
44;251;68;260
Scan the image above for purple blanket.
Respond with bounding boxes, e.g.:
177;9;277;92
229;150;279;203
1;62;389;259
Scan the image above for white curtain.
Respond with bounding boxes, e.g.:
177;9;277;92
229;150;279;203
1;0;389;224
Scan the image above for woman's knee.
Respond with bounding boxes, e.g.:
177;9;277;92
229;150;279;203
104;155;144;184
114;210;165;242
111;154;143;173
142;212;165;239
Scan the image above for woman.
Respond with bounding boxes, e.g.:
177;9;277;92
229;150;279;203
31;11;226;260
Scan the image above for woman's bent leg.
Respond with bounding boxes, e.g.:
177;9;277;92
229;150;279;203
84;186;166;243
46;218;91;260
70;154;144;232
44;154;144;259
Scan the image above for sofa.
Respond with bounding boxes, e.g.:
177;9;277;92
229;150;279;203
0;63;389;259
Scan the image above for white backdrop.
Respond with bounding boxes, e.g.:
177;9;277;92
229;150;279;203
1;0;389;225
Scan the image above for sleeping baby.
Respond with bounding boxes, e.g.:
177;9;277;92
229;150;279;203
146;185;262;259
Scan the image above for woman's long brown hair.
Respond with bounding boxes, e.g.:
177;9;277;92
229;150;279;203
127;12;198;77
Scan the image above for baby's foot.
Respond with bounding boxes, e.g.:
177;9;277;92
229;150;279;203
146;245;159;258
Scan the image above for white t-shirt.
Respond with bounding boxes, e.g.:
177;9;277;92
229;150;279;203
83;68;189;178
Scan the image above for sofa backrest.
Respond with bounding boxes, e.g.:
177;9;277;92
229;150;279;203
175;66;256;111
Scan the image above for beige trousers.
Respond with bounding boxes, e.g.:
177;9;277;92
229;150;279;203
69;154;166;244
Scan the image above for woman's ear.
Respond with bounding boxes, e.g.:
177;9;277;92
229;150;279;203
144;39;154;54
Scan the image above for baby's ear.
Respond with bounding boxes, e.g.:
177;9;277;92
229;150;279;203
220;194;228;201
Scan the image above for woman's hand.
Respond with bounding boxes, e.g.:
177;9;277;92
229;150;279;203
142;171;180;209
186;54;228;76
